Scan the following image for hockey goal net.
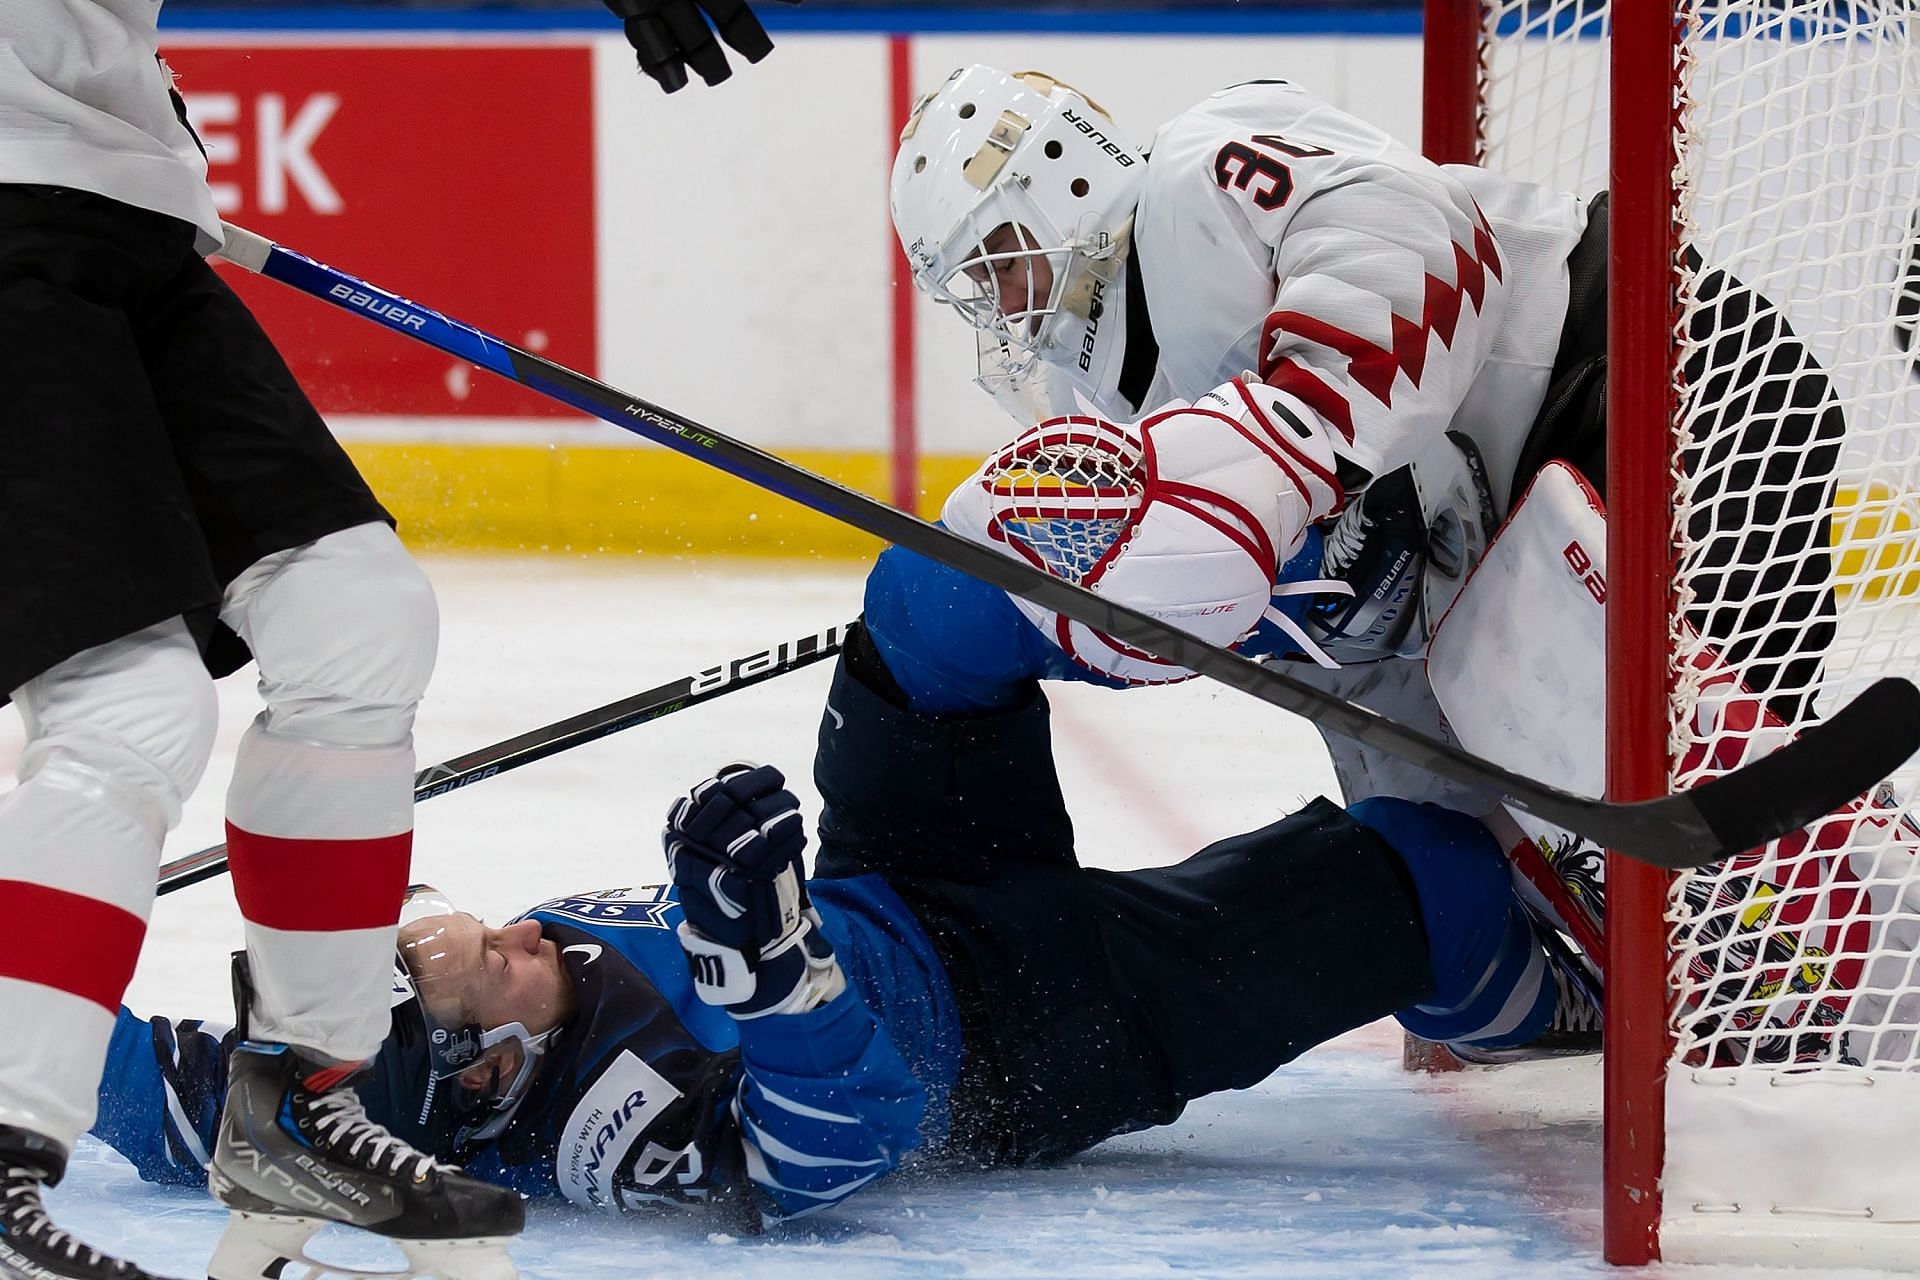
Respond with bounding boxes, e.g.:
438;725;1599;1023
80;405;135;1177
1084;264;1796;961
1426;0;1920;1267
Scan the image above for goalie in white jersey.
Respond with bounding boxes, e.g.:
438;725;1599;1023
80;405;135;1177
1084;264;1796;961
880;66;1854;1058
887;65;1843;833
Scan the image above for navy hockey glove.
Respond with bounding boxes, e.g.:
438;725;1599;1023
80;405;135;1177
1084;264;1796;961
602;0;799;94
664;763;845;1018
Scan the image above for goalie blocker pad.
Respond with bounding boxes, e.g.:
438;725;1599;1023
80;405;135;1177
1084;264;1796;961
1428;461;1920;1068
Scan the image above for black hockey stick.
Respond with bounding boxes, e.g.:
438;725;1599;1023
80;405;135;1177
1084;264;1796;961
215;223;1920;871
156;623;848;896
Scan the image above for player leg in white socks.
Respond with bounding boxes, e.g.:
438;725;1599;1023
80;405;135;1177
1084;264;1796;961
0;618;217;1279
218;522;435;1065
204;523;522;1280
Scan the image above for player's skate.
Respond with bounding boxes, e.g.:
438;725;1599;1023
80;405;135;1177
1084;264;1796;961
207;1042;523;1280
1448;926;1603;1066
0;1127;178;1280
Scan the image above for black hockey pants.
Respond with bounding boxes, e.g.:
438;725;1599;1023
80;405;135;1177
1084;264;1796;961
812;629;1434;1166
0;186;390;697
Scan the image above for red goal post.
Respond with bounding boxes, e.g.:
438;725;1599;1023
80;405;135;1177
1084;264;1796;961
1425;0;1920;1267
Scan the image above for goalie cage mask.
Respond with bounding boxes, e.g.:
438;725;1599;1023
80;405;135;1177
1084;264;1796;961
891;65;1146;412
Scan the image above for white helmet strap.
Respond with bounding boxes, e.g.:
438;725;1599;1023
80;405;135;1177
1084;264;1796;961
1012;70;1112;119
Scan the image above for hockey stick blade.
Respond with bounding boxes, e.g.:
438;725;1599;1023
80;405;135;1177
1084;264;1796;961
157;622;848;896
1679;676;1920;858
217;224;1920;870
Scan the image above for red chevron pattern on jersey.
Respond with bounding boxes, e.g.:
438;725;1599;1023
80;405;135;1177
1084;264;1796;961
1259;206;1505;411
1259;361;1356;442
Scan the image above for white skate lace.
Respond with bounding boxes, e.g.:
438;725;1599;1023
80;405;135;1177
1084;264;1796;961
1551;966;1602;1035
2;1169;115;1269
1259;578;1352;670
305;1093;453;1182
1320;502;1374;576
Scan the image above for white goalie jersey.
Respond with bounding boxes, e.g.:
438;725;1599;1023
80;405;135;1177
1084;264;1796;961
1073;80;1588;514
945;78;1594;805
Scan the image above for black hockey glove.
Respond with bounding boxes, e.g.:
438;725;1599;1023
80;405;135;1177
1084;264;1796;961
602;0;800;94
664;763;845;1018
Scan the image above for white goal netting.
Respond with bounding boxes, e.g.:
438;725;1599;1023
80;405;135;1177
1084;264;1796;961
1474;0;1920;1259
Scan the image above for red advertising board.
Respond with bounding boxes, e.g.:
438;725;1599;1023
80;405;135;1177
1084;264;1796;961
159;43;596;417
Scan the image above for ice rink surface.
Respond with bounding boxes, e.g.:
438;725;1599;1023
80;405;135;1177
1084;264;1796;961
0;558;1893;1280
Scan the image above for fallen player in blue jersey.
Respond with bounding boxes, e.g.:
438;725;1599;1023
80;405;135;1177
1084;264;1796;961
91;622;1593;1231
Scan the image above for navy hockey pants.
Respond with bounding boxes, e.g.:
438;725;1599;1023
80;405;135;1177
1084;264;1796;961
812;627;1434;1166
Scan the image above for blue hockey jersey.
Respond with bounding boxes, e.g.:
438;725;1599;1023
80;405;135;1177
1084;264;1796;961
94;875;963;1226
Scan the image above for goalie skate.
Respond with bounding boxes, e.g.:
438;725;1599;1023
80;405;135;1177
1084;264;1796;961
207;1040;522;1280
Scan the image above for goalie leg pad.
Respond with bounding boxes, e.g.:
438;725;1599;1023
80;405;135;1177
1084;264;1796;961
1430;461;1896;1066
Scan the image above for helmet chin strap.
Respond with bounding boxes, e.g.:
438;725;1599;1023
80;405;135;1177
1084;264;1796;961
1031;252;1132;420
453;1021;555;1145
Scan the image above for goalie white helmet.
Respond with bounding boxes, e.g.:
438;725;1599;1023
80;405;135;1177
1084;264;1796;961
891;65;1146;415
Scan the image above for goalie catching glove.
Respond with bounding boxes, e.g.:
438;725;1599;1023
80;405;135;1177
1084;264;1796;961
943;377;1347;685
601;0;798;93
664;762;847;1018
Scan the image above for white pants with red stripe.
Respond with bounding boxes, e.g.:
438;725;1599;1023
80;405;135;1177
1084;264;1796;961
0;522;435;1151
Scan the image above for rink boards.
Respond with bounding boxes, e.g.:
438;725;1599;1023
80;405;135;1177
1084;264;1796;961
154;12;1428;554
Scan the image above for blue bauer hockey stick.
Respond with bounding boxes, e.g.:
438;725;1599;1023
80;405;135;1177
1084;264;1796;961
215;222;1920;872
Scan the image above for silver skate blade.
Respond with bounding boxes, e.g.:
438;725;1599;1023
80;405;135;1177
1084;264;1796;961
207;1211;318;1280
396;1238;519;1280
208;1211;519;1280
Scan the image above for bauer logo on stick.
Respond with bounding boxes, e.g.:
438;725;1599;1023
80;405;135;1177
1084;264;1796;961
229;222;1920;867
690;626;846;696
326;281;429;331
